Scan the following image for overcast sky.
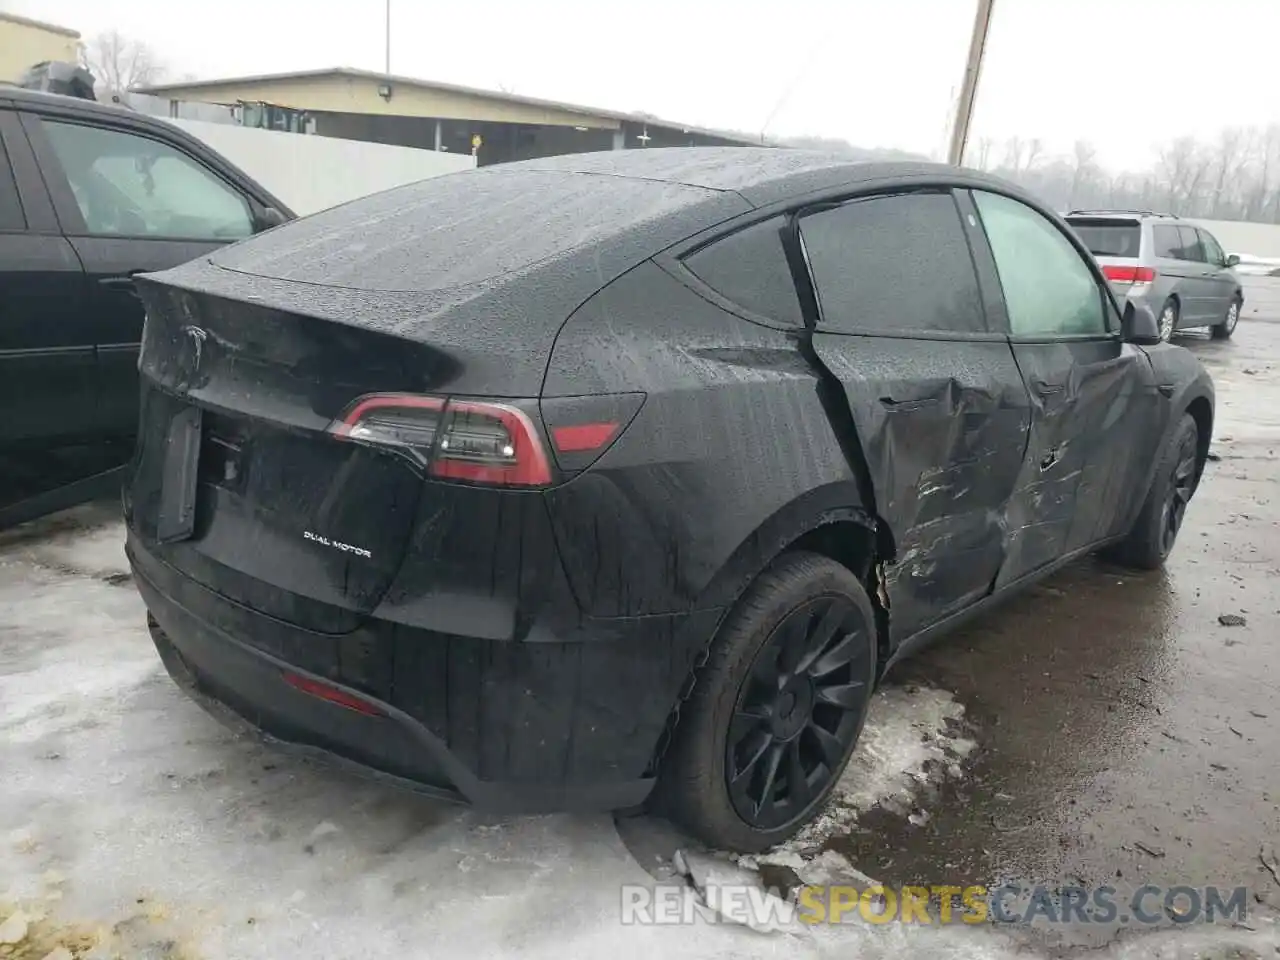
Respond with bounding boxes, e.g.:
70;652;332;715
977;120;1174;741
9;0;1279;170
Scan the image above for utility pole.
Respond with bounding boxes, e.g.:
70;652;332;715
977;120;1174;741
385;0;391;74
947;0;996;167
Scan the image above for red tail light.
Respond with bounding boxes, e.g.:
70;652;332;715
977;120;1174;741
329;393;553;487
551;422;619;453
1102;265;1156;284
282;672;383;716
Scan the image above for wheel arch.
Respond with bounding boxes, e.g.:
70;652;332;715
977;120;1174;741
643;485;892;777
1185;393;1213;482
691;481;889;614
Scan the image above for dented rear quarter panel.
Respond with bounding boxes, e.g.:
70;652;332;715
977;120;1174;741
541;263;866;619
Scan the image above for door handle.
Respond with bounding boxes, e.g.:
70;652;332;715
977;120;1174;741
99;275;142;299
1032;382;1064;397
879;396;940;411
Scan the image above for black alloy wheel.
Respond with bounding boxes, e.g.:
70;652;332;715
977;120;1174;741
1159;426;1198;557
725;594;872;830
654;550;879;852
1104;413;1200;570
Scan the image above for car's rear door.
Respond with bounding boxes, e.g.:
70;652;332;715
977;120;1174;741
797;189;1031;643
967;189;1162;582
1151;223;1197;324
0;106;95;449
1195;227;1237;320
1173;224;1215;324
20;110;259;441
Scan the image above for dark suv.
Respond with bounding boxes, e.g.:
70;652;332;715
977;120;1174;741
124;149;1214;852
0;84;290;519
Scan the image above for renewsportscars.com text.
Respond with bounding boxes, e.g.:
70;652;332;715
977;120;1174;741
621;883;1249;927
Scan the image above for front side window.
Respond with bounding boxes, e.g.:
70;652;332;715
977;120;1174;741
41;120;253;241
973;191;1107;338
798;191;986;336
1198;228;1226;266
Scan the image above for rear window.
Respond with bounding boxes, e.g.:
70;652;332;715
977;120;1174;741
210;168;720;291
1066;219;1140;258
683;217;803;327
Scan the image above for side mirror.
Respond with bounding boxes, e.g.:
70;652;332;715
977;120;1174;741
1121;302;1162;345
253;206;288;233
1225;253;1241;268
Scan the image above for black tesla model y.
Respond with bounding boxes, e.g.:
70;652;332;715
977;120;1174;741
126;148;1212;852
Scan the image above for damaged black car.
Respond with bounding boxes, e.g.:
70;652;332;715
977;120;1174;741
124;148;1213;852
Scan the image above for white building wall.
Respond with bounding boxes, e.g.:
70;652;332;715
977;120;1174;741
162;118;475;216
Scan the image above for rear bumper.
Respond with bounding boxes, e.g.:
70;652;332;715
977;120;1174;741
130;533;722;813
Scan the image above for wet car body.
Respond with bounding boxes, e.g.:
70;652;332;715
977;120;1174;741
124;149;1214;845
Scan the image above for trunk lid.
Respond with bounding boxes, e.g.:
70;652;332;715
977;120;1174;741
128;281;447;631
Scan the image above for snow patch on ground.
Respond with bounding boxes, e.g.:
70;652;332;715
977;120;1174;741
775;684;975;856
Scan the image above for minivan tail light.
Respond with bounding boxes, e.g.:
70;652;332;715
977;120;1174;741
329;393;553;487
1102;265;1156;284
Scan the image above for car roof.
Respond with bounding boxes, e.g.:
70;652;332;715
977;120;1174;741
517;147;970;208
0;84;145;120
145;145;1050;355
1065;210;1185;224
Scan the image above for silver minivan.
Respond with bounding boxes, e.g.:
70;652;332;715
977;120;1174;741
1065;211;1244;341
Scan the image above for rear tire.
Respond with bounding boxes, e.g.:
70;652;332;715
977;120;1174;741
1158;298;1179;342
655;551;877;852
1106;413;1199;570
1212;297;1241;340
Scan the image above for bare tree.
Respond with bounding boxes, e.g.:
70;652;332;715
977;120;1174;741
1156;136;1212;214
1023;138;1045;172
79;30;165;96
1002;136;1025;176
1207;128;1246;218
1068;140;1097;208
972;137;995;171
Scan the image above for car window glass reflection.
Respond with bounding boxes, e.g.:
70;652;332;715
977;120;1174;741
974;191;1106;338
42;120;254;241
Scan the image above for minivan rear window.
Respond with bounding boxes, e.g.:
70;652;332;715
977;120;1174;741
1066;219;1141;258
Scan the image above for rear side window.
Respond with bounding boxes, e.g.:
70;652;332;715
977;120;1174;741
1067;219;1140;258
0;132;24;231
683;216;803;326
1153;225;1182;259
798;192;985;335
1176;226;1205;262
1172;227;1203;264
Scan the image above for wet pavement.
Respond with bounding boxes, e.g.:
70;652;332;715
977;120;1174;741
2;281;1280;959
